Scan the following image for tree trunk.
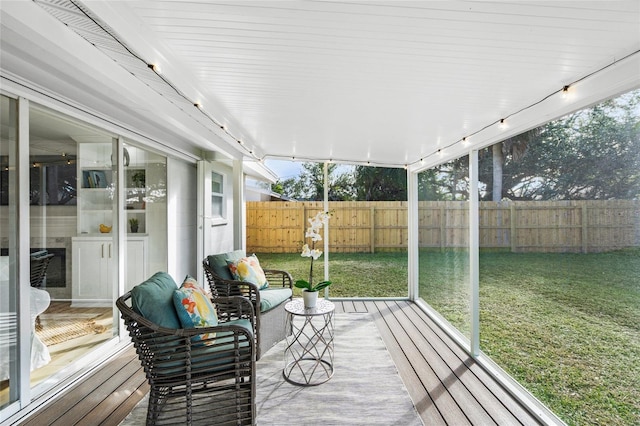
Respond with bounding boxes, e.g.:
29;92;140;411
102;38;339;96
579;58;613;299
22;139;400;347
492;144;504;201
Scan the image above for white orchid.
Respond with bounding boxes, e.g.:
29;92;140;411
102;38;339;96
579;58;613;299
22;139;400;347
305;228;322;241
310;249;323;260
295;211;332;292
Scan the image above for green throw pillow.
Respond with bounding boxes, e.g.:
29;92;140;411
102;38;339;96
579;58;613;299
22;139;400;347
207;249;245;280
130;271;181;329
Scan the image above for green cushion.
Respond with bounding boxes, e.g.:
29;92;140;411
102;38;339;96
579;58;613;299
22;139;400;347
259;288;292;312
130;272;181;329
207;249;245;281
157;318;254;375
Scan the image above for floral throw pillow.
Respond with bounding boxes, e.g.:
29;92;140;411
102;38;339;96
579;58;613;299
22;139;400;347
227;254;269;290
181;275;211;297
173;282;218;342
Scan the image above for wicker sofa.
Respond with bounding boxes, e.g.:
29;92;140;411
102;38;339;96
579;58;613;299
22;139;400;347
203;250;293;359
116;272;256;425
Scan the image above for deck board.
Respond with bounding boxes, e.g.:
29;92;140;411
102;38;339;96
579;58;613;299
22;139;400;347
17;300;544;426
369;301;448;424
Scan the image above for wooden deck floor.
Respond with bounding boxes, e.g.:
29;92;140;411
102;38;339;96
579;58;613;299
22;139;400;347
17;300;545;426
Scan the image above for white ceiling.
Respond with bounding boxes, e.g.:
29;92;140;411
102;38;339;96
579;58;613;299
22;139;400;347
4;1;640;172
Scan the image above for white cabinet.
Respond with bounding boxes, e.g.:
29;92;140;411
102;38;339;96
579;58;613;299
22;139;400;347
72;236;147;307
125;237;147;293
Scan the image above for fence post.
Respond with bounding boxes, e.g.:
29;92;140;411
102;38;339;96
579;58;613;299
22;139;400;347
301;205;307;248
581;203;588;253
510;203;517;253
370;206;375;253
440;206;446;252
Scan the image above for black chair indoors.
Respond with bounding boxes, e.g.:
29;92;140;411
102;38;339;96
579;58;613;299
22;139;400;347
30;251;54;288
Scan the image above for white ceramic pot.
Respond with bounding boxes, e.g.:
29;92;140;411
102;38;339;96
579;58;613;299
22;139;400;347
303;290;318;308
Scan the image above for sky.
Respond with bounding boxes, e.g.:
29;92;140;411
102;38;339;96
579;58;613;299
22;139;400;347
264;159;303;180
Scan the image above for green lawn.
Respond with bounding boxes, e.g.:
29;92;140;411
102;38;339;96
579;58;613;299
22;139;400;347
257;249;640;426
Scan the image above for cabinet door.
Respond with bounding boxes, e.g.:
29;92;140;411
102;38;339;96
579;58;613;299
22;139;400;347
125;239;147;292
72;239;113;307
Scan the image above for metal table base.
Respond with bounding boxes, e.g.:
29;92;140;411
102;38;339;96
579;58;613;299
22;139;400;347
283;298;335;386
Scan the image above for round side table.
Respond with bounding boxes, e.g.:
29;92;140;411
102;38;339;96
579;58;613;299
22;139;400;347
283;298;335;386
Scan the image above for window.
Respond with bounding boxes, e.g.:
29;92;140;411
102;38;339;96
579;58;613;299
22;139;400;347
211;171;226;224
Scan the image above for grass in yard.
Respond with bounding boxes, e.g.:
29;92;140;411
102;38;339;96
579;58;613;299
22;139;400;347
258;249;640;426
255;252;408;297
476;249;640;426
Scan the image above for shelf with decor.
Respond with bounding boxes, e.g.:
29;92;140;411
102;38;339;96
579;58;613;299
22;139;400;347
77;143;115;235
125;168;146;233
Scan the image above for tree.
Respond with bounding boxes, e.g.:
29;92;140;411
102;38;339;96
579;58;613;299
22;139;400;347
480;89;640;201
278;162;355;201
418;157;470;201
489;129;539;201
353;166;407;201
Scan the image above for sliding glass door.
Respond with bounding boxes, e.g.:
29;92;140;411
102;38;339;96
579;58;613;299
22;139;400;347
29;105;118;391
1;98;169;417
0;95;19;410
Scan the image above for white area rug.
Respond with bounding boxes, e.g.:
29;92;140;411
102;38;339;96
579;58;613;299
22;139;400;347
121;313;422;425
257;313;422;425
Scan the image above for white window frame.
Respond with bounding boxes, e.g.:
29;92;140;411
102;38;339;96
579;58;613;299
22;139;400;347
210;170;227;225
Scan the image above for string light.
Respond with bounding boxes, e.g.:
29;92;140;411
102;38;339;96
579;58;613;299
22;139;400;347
499;119;507;129
62;1;639;171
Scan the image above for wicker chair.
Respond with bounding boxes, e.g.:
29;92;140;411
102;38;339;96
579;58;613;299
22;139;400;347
203;251;293;359
117;290;256;425
30;252;54;288
30;252;54;328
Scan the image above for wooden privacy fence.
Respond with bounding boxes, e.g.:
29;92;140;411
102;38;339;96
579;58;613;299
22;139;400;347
246;200;640;254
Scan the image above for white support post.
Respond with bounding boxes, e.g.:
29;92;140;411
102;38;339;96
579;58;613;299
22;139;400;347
469;149;480;357
323;162;329;297
233;159;245;252
408;169;419;301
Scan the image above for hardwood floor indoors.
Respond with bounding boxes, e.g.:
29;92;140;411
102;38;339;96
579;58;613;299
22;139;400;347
1;302;114;408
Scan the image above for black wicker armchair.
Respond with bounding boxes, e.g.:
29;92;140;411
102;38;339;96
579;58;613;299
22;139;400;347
203;250;293;359
117;278;257;425
30;252;54;288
